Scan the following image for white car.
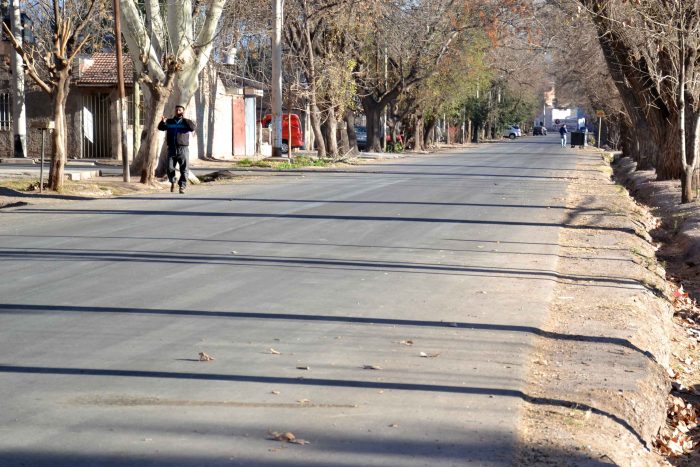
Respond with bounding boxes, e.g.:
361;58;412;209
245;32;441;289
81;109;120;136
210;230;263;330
503;125;522;139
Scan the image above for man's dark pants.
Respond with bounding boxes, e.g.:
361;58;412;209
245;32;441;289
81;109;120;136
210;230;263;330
167;146;189;188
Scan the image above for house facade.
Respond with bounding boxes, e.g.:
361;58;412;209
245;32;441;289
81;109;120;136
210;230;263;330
0;49;263;162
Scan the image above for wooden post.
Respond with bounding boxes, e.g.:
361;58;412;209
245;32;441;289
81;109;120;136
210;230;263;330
113;0;130;182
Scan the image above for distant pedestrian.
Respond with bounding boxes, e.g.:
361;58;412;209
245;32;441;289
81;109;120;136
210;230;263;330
559;124;568;148
158;105;196;194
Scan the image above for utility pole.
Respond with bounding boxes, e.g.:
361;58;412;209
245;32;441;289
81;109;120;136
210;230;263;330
9;0;26;158
113;0;130;182
382;47;387;152
271;0;283;158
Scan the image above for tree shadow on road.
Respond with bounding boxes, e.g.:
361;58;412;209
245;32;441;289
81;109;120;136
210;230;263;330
4;207;638;236
0;247;644;289
0;360;648;449
0;303;659;364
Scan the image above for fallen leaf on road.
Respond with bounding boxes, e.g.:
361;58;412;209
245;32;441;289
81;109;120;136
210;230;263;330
198;352;215;362
268;431;310;445
388;423;399;428
398;340;414;346
419;352;440;358
271;390;280;395
296;366;310;370
363;364;383;370
297;399;311;405
268;348;282;355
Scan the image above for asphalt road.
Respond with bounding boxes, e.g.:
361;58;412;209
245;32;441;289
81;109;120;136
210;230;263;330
0;136;583;466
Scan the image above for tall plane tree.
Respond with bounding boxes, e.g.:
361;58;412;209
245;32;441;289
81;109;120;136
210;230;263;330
121;0;226;185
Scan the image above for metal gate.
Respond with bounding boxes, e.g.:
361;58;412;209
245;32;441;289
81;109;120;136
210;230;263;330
82;93;112;159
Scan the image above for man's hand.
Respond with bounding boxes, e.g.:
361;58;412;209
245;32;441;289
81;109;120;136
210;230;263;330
161;116;167;123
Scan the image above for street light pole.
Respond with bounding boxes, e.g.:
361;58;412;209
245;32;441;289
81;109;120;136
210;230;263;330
271;0;283;158
113;0;130;182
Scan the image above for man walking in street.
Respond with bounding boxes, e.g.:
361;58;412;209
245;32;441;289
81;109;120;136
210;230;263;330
559;124;568;148
158;105;196;194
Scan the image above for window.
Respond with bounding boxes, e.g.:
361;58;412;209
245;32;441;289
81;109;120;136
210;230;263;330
127;92;145;127
0;93;11;130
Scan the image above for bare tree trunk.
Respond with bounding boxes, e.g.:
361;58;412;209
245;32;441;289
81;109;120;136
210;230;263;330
682;112;700;203
658;119;682;180
48;75;71;191
309;102;325;158
338;119;350;156
325;107;339;158
424;118;436;148
49;87;68;190
414;114;425;152
301;3;325;159
363;97;383;152
345;110;358;153
135;87;170;184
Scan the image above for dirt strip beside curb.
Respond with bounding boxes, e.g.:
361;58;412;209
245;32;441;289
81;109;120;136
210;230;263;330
517;150;672;466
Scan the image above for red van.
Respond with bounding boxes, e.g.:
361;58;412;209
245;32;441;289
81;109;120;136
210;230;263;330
261;114;304;153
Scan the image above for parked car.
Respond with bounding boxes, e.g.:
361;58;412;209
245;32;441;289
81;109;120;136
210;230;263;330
503;125;522;139
355;126;368;151
533;126;547;136
260;114;304;154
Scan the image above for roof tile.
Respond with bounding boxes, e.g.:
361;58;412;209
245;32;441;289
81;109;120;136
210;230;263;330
77;52;134;87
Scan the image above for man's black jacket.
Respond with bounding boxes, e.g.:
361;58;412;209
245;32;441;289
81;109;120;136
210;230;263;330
158;117;196;147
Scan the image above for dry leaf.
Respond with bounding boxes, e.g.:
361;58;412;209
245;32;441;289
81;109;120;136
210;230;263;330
419;352;440;358
388;423;399;428
199;352;215;362
398;340;414;346
268;431;310;446
271;390;280;395
268;348;281;355
363;364;383;370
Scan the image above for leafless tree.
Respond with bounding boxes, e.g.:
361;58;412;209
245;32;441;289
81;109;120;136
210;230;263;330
3;0;104;190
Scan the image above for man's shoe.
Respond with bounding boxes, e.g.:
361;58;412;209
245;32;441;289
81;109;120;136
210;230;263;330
179;186;185;194
170;182;175;193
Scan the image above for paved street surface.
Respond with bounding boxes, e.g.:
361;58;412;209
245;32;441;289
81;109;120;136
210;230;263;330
0;137;583;466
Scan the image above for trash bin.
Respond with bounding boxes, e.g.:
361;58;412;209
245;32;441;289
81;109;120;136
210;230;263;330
570;131;586;148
